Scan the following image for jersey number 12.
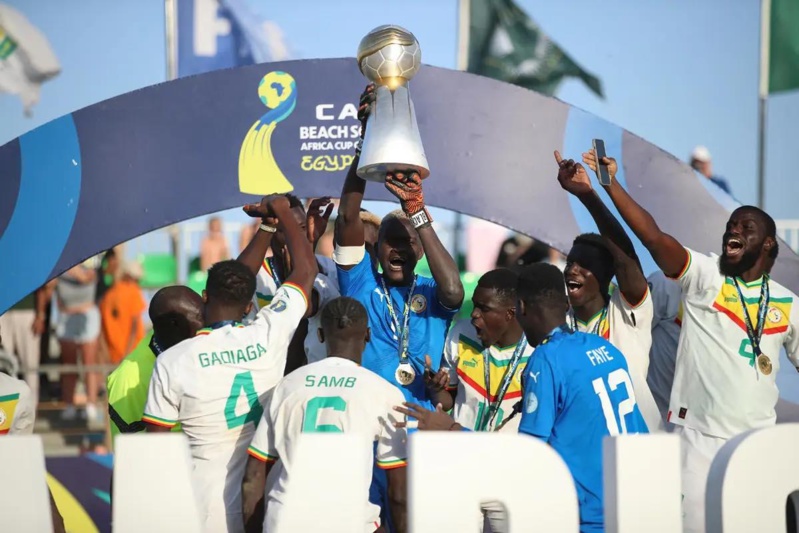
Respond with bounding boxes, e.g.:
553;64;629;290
592;368;636;435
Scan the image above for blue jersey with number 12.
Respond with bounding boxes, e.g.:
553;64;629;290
519;329;649;533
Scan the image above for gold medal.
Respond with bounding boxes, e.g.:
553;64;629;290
395;362;416;386
757;354;772;376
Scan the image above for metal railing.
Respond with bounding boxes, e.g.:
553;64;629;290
777;219;799;254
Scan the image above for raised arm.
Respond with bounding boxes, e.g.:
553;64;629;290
237;198;278;277
581;150;688;278
269;195;317;303
555;151;648;305
334;86;374;259
386;171;464;309
386;467;407;533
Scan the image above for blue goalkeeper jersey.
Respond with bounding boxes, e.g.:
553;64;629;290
337;252;458;406
519;327;649;533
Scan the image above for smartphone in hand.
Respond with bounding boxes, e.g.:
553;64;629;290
592;139;612;186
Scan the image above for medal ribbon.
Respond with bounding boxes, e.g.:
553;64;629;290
731;276;770;366
380;275;417;366
568;306;608;336
479;334;528;431
266;257;282;286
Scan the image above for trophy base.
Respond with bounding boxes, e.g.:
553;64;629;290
357;161;430;182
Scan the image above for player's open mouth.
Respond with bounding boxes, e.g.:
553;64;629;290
724;237;744;257
388;255;406;271
566;280;583;295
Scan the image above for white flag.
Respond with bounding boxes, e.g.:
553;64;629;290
0;3;60;116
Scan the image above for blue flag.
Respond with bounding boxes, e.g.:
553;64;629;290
176;0;288;77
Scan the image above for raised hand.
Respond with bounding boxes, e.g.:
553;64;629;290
306;197;334;245
554;150;593;196
385;171;425;216
242;196;278;226
581;149;618;185
357;83;376;137
423;355;449;393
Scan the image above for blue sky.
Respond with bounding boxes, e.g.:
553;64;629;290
2;0;798;224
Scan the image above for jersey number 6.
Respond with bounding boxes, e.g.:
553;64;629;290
302;396;347;433
592;368;637;435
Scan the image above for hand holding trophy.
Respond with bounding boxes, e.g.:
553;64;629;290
356;25;430;182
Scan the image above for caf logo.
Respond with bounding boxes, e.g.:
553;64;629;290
410;294;427;314
767;307;783;324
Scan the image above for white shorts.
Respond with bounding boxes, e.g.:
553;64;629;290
676;425;727;533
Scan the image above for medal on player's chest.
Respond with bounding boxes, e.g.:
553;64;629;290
757;354;773;376
381;276;418;386
732;277;772;377
395;361;416;385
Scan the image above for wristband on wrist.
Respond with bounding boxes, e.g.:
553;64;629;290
409;207;433;229
259;223;277;233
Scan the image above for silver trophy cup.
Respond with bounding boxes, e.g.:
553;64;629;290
356;25;429;182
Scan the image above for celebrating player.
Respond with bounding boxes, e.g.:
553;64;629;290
238;194;339;373
333;85;463;530
397;263;649;533
440;268;533;433
585;149;799;533
242;297;407;533
554;150;662;432
142;195;317;533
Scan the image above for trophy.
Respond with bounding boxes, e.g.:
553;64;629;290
356;25;429;182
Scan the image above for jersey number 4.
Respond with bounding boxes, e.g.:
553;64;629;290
225;371;263;429
592;368;637;435
302;396;347;433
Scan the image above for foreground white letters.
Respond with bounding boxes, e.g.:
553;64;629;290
409;432;579;532
603;434;682;533
706;423;799;533
0;436;52;533
114;433;201;533
271;434;366;533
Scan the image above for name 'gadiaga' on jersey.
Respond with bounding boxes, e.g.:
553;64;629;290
198;343;267;368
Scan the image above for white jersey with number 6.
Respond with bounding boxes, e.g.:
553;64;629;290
248;357;408;533
143;283;309;533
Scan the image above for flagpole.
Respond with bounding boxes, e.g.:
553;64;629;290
757;0;771;209
452;0;470;270
164;0;178;81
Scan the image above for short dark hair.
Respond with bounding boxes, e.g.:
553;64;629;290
477;268;518;305
285;194;304;209
735;205;777;238
572;233;613;262
321;297;368;333
517;263;568;310
205;260;256;306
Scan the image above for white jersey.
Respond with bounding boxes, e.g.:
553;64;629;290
646;271;683;422
248;357;407;533
247;255;340;364
669;248;799;438
143;283;308;533
0;372;35;435
572;288;663;431
441;319;533;433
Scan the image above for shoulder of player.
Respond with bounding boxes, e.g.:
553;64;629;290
447;319;475;343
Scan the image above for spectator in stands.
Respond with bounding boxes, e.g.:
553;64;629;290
95;248;120;303
690;146;732;195
100;261;146;365
200;216;230;271
0;282;54;402
55;263;101;422
239;219;261;257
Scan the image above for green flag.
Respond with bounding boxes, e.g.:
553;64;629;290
466;0;602;97
769;0;799;94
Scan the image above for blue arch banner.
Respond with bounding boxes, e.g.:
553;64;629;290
1;58;797;313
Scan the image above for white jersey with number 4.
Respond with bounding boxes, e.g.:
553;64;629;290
143;283;309;533
669;248;799;438
248;357;408;533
